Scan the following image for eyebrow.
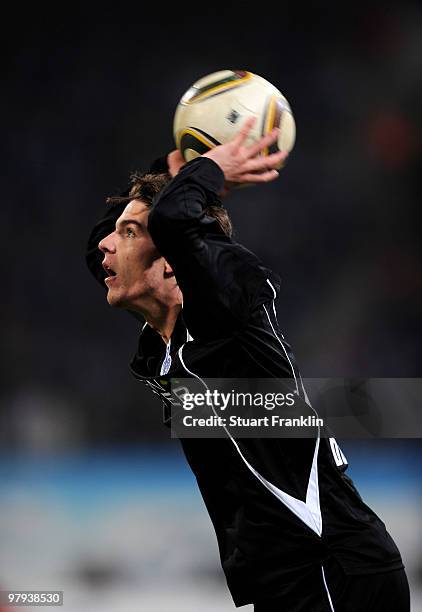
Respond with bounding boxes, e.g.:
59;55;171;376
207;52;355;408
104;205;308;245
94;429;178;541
116;219;145;231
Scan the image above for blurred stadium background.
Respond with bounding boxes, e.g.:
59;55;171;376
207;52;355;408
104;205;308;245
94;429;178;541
2;2;421;610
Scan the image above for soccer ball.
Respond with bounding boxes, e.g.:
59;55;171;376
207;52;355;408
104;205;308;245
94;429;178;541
173;70;296;163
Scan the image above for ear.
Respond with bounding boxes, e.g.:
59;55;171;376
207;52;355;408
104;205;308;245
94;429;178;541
163;259;175;278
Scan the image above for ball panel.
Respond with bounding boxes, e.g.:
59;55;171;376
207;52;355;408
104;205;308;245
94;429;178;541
178;128;222;161
278;111;296;153
181;71;252;105
261;96;281;155
184;149;202;162
192;70;235;89
175;89;260;152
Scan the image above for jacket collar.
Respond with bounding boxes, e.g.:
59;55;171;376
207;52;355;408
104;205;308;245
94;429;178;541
130;312;188;378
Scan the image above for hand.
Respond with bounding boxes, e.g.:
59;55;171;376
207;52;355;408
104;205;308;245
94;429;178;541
202;117;288;184
167;149;186;177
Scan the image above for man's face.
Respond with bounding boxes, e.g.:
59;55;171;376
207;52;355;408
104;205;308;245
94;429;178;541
98;199;164;310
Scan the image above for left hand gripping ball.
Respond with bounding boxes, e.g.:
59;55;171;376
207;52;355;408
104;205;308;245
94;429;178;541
173;70;296;164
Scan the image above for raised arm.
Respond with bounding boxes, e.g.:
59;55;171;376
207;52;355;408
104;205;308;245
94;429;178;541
147;121;287;339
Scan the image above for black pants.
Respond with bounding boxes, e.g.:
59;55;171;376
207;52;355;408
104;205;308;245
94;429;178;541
253;559;410;612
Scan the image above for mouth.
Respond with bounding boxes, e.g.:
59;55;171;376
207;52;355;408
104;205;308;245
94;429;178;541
102;262;117;283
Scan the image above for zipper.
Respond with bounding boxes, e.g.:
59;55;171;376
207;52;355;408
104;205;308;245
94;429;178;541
160;338;172;376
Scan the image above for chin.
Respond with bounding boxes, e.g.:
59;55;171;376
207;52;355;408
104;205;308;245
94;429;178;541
106;290;124;308
107;290;136;311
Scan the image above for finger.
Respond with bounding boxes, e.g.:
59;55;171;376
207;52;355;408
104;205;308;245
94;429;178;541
232;116;256;149
246;127;280;158
167;149;186;176
240;169;279;183
243;150;287;172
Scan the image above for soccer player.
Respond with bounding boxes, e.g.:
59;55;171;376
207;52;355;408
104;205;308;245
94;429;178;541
86;119;409;610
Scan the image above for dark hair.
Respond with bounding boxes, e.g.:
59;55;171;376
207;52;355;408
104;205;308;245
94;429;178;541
106;172;171;207
107;171;233;237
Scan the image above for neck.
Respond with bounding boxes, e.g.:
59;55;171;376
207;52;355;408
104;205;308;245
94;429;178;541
148;302;181;344
131;299;182;345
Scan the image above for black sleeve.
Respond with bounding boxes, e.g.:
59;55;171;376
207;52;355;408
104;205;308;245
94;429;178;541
85;154;169;288
147;157;276;339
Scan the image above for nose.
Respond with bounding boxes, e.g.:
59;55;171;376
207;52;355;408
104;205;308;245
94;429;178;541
98;231;116;254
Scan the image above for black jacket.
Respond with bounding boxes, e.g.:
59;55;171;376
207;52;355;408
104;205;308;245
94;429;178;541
87;157;403;607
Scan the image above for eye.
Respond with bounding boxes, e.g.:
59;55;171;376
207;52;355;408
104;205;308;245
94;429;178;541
126;227;136;237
